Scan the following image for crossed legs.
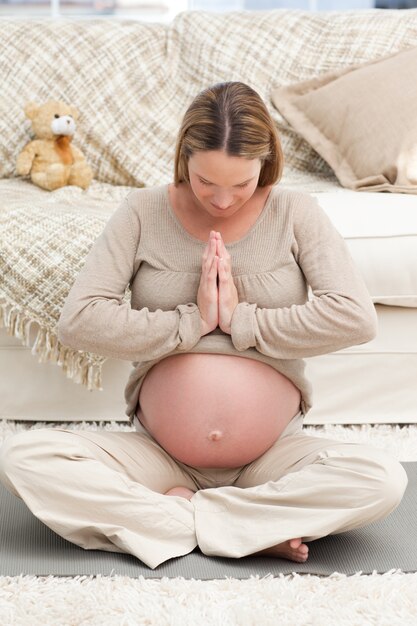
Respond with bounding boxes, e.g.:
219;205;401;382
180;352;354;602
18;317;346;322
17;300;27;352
0;426;408;569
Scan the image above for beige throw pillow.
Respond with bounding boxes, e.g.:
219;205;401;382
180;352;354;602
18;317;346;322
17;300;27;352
271;47;417;193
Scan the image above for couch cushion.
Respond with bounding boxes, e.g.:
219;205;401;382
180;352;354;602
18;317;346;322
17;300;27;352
313;191;417;307
2;10;417;188
271;47;417;193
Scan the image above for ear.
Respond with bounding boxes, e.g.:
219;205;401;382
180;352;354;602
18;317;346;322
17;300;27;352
24;102;39;120
69;105;79;120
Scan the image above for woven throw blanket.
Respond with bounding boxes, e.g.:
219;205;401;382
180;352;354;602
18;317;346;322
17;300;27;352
0;172;341;390
0;179;133;390
1;10;417;188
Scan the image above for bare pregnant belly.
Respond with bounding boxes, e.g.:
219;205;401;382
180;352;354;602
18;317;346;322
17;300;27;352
137;353;301;468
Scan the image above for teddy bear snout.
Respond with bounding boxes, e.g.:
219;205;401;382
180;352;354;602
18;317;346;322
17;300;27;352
51;115;76;137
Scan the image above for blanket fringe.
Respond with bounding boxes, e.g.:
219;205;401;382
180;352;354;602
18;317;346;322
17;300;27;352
0;302;103;391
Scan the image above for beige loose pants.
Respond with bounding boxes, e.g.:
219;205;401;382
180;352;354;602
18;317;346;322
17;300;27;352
0;412;408;569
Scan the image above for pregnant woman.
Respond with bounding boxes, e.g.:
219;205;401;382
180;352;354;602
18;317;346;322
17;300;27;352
0;82;408;569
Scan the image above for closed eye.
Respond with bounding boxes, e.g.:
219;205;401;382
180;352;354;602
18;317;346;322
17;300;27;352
198;178;250;188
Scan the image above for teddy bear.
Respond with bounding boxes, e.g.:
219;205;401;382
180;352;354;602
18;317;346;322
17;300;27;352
16;100;93;191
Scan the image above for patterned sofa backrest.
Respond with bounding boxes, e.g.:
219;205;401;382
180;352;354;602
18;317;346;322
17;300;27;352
1;19;168;186
1;9;417;188
171;10;417;178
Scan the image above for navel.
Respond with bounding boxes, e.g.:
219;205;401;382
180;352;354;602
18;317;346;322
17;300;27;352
208;430;223;442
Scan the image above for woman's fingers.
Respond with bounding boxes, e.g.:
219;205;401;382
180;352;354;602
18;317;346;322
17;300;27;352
202;231;215;261
215;232;238;335
214;232;231;267
198;231;220;335
208;236;218;279
204;230;231;277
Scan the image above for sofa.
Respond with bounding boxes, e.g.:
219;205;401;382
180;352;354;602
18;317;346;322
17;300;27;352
1;9;416;425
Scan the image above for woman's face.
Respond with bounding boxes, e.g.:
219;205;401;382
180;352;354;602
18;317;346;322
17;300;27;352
187;150;262;221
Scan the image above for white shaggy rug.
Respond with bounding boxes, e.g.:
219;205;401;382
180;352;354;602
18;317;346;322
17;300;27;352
1;419;417;626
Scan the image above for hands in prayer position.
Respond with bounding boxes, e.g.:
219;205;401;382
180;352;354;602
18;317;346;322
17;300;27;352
198;230;239;336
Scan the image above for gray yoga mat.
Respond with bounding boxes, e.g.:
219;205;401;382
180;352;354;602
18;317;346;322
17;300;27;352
1;462;416;579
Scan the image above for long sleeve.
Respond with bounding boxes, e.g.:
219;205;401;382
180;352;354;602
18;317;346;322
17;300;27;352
57;196;202;361
230;194;377;359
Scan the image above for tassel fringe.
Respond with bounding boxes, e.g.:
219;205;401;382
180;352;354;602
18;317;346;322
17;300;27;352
0;301;103;391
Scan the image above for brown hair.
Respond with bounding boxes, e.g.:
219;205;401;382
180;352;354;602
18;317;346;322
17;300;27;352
174;81;284;187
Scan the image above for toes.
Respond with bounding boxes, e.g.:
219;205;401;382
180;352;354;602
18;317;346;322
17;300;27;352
288;538;309;561
291;553;307;562
255;538;309;562
296;546;309;561
289;538;308;553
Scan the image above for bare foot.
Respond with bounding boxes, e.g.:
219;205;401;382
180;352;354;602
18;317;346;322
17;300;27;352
164;486;196;501
254;537;309;563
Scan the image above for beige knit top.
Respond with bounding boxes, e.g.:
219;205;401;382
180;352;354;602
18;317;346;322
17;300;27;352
57;183;377;423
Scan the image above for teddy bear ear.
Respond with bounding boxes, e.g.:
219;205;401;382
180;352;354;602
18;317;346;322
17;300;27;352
24;102;39;120
69;105;79;120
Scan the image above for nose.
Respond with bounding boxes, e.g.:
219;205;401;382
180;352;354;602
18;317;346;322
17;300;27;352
212;193;233;209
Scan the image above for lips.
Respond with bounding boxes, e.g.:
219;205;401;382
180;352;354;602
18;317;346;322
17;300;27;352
211;203;232;211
